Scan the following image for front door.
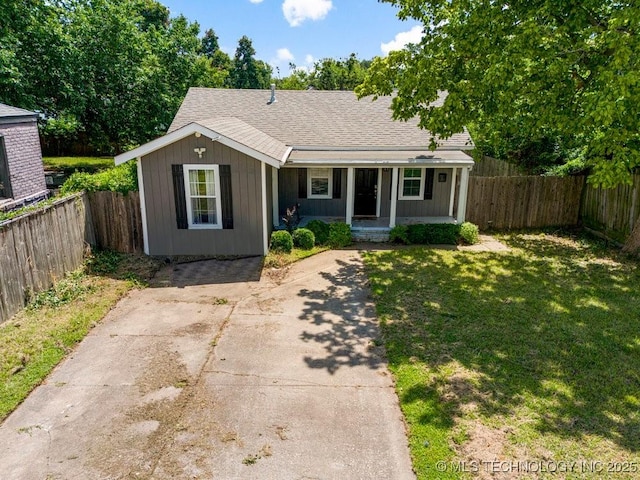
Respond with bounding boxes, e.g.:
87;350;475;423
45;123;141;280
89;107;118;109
354;168;378;216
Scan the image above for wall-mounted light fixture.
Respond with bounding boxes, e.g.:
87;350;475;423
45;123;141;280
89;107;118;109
194;147;206;158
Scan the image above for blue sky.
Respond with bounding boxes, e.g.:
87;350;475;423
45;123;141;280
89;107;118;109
160;0;423;77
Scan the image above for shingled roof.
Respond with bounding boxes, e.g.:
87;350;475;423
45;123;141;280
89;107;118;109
169;88;473;151
0;103;36;124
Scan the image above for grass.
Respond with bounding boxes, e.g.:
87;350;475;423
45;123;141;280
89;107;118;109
362;230;640;479
0;250;160;421
42;156;114;174
264;245;329;269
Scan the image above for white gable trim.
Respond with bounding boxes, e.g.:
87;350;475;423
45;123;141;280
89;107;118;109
114;123;286;169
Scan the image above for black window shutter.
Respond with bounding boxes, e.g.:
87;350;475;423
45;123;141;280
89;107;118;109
298;168;307;198
219;164;233;229
424;168;435;200
172;165;188;229
332;168;342;199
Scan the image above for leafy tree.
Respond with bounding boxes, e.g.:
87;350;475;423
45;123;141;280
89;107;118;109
276;63;309;90
357;1;640;187
227;35;272;89
310;53;368;90
201;28;220;58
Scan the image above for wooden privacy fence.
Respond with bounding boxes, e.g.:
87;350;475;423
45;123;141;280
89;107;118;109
466;175;586;230
470;155;526;177
581;174;640;244
0;193;94;323
88;191;143;253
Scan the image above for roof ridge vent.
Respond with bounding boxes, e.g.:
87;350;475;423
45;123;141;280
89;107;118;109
267;83;277;105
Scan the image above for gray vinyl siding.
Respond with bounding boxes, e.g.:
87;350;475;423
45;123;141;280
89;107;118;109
278;167;347;217
380;168;454;217
142;136;264;256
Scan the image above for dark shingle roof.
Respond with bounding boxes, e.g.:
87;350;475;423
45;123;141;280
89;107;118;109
0;103;36;118
169;88;473;150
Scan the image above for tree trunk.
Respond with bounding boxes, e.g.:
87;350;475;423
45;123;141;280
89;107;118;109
622;215;640;255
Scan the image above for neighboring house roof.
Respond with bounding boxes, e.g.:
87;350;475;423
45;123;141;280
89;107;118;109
0;103;37;125
169;88;473;151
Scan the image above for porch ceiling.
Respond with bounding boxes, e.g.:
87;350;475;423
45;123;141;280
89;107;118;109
286;149;474;167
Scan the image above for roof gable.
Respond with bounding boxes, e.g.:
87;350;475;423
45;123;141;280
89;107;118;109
114;120;288;168
169;88;473;150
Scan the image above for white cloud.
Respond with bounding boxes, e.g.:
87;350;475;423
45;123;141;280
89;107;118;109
249;0;263;4
380;25;424;55
282;0;333;27
305;54;315;65
270;48;296;76
276;48;295;62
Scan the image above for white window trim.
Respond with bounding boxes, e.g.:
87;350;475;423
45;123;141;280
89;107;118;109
307;167;333;199
398;167;425;200
183;164;222;229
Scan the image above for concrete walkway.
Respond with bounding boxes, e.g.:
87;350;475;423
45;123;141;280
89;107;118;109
0;250;415;479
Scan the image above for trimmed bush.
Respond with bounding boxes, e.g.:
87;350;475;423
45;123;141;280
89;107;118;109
459;222;480;245
305;219;330;245
407;224;428;244
406;223;461;245
328;222;352;248
292;228;315;250
389;225;410;244
270;230;293;253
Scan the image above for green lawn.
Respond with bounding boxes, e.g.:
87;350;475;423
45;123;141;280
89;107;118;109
363;232;640;479
0;251;159;421
42;156;114;174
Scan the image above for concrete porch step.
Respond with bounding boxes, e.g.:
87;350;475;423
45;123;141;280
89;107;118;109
352;230;390;243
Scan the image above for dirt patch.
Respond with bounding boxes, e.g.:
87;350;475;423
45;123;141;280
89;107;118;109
437;365;531;479
86;343;219;479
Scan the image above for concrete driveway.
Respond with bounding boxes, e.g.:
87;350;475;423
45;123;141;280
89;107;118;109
0;250;415;479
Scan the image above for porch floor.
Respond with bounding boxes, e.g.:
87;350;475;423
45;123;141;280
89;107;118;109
279;216;457;231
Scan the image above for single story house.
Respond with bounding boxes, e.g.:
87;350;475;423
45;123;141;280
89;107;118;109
115;87;474;256
0;104;48;210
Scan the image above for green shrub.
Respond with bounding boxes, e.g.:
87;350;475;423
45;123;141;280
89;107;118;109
305;219;330;245
292;228;315;250
389;225;410;244
328;222;352;248
270;230;293;253
407;224;428;244
406;223;461;245
60;161;137;195
459;222;480;245
425;224;460;245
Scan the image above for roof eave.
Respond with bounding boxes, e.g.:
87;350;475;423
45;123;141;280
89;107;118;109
114;123;285;168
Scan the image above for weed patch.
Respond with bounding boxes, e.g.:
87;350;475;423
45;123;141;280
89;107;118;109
0;250;160;421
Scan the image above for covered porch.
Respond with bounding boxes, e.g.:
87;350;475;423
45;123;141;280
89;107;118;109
272;149;474;232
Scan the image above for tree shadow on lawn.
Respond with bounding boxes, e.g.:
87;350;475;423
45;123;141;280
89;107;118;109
295;255;386;375
364;234;640;453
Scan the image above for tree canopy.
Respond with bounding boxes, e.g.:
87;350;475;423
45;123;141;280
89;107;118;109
0;0;371;154
227;36;272;89
356;0;640;187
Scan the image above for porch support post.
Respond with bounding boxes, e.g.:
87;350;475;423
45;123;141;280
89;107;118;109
448;167;457;218
261;162;269;255
389;167;399;228
456;166;470;223
346;167;354;226
272;166;279;228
